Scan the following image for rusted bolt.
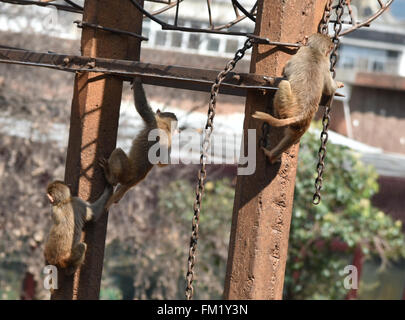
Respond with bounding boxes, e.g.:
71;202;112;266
87;61;96;69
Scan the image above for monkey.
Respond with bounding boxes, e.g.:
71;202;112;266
44;180;113;275
99;77;178;209
252;33;344;164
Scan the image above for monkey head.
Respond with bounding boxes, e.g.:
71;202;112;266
47;180;71;205
307;33;334;57
156;109;178;133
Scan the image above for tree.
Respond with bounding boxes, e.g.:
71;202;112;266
2;125;404;299
284;127;405;299
155;126;405;299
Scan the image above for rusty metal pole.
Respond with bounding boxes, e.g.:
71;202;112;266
51;0;144;300
224;0;328;300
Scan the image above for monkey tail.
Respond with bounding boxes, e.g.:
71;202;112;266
252;80;305;127
132;77;157;125
252;112;303;127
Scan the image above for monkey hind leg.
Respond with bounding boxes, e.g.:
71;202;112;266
105;184;132;209
100;148;132;186
274;80;297;119
252;81;299;127
65;243;87;275
264;128;303;164
99;157;117;186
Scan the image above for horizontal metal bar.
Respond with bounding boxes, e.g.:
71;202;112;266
248;35;302;47
74;20;148;41
0;47;279;96
0;47;342;102
145;0;172;3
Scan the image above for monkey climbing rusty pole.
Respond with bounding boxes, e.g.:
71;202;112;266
224;0;332;300
53;0;144;299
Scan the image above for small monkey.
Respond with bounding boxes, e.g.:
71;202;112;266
252;33;344;163
100;78;178;209
44;181;113;275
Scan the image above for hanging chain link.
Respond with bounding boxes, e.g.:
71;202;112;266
185;38;253;300
312;0;345;205
319;0;332;35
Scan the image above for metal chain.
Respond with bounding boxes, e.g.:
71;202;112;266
185;38;253;300
313;0;345;205
319;0;332;35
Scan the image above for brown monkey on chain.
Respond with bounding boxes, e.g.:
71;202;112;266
44;181;113;275
100;77;178;209
252;33;344;164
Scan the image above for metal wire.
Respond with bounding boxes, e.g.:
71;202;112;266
63;0;83;11
74;20;148;41
231;0;257;22
0;0;83;13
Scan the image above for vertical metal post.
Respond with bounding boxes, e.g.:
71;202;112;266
224;0;328;300
51;0;144;300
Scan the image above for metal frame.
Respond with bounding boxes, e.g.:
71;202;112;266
73;20;148;41
339;0;394;36
0;47;277;96
0;46;344;101
0;0;393;301
0;0;83;13
0;0;393;38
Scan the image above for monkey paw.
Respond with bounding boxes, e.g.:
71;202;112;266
252;111;268;120
270;156;282;164
261;147;281;164
337;81;344;88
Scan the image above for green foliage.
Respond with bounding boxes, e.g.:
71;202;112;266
100;287;123;300
158;127;405;300
0;260;25;300
284;126;405;299
158;178;235;299
100;127;405;300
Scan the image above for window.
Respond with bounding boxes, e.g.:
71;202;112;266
387;50;399;58
226;39;239;53
372;61;384;72
188;34;201;49
155;31;167;46
207;38;220;51
340;56;354;69
142;26;150;39
171;32;182;48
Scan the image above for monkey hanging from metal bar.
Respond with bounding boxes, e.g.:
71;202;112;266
100;78;178;209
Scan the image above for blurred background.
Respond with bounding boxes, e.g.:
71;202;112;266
1;0;405;300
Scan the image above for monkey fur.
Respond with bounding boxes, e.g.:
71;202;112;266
100;78;178;209
44;180;113;275
252;33;344;163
